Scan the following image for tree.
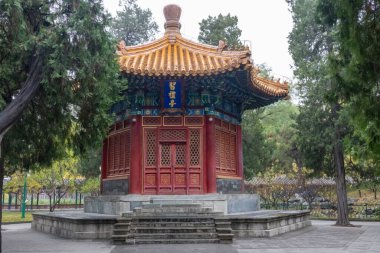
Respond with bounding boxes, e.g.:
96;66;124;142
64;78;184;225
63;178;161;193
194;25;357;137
317;0;380;158
110;0;158;46
198;14;243;48
288;0;351;226
77;147;102;178
32;153;80;212
260;101;299;174
0;0;124;250
242;109;272;179
80;177;100;196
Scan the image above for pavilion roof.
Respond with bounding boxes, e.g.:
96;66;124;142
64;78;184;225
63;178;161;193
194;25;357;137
116;4;288;98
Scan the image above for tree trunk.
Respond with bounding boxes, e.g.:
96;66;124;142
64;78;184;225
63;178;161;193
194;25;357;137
0;136;5;253
333;104;350;226
0;55;43;136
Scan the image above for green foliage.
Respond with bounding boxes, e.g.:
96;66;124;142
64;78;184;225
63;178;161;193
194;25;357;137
260;101;299;173
288;0;339;176
242;109;272;179
77;147;102;178
316;0;380;160
198;14;243;48
32;152;80;211
110;0;158;45
80;177;100;196
0;0;125;172
242;101;299;178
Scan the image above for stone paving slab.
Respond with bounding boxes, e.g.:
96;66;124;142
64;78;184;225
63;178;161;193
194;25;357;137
3;220;380;253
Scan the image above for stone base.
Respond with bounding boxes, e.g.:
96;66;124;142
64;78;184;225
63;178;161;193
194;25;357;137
31;209;311;240
32;211;118;239
84;194;260;215
228;210;311;237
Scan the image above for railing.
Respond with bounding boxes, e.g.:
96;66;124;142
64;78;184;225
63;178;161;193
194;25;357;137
2;203;84;211
261;202;380;220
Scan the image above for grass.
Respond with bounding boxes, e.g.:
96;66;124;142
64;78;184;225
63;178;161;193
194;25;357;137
1;211;33;223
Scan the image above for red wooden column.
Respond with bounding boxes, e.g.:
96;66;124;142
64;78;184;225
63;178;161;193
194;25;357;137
129;115;143;194
206;116;217;193
236;125;244;179
100;139;108;194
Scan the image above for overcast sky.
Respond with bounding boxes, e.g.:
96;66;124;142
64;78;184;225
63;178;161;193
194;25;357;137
103;0;294;81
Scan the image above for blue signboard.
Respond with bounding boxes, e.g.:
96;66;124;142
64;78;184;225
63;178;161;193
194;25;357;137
164;80;182;109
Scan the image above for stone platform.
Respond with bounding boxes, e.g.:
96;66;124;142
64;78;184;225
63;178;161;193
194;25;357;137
32;211;118;239
84;194;260;215
32;209;311;240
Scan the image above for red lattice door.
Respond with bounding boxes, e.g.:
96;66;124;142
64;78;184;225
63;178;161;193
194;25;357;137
158;142;187;194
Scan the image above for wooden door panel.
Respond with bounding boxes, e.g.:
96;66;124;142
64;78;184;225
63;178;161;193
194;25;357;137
143;127;203;194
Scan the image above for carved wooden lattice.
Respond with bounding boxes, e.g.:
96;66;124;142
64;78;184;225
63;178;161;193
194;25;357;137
159;129;186;141
185;116;203;126
163;116;183;126
161;143;171;166
145;129;157;167
143;117;161;126
215;120;237;176
175;143;186;166
190;129;201;166
107;128;131;176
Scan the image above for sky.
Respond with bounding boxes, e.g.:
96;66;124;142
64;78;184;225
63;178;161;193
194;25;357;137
103;0;294;81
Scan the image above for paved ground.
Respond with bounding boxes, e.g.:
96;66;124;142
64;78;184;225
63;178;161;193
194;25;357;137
3;220;380;253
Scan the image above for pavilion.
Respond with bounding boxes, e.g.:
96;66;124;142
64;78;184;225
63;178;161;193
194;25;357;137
100;4;288;196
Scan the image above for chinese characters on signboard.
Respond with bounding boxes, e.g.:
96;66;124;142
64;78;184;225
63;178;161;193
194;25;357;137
164;80;181;109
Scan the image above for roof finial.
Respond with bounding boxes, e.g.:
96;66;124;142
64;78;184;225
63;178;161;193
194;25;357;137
164;4;182;36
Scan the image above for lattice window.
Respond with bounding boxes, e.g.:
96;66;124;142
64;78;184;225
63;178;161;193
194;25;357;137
190;129;201;166
230;134;236;170
106;128;131;177
163;116;183;126
215;118;222;127
119;132;125;172
124;130;131;173
143;117;161;126
114;136;120;172
161;143;171;166
175;143;186;166
107;136;115;175
185;116;203;126
221;121;229;130
159;129;186;141
215;129;221;168
215;119;238;176
145;129;157;167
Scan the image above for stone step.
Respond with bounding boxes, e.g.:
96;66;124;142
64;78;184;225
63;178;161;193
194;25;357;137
218;233;234;244
131;222;215;227
111;234;127;240
114;223;130;228
215;221;231;226
216;227;233;233
131;226;216;233
126;238;220;245
131;217;214;222
128;213;217;218
130;232;218;240
113;229;130;235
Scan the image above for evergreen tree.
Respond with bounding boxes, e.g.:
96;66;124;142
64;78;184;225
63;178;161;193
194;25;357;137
242;109;272;179
110;0;158;45
317;0;380;164
198;14;243;48
0;1;124;249
288;0;351;226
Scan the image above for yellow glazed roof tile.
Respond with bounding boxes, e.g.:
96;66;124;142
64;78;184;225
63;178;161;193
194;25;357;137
117;4;288;97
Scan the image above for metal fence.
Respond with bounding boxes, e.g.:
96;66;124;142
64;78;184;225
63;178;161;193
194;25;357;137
261;202;380;220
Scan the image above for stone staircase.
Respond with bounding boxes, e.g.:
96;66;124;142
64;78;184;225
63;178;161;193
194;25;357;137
111;203;233;244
